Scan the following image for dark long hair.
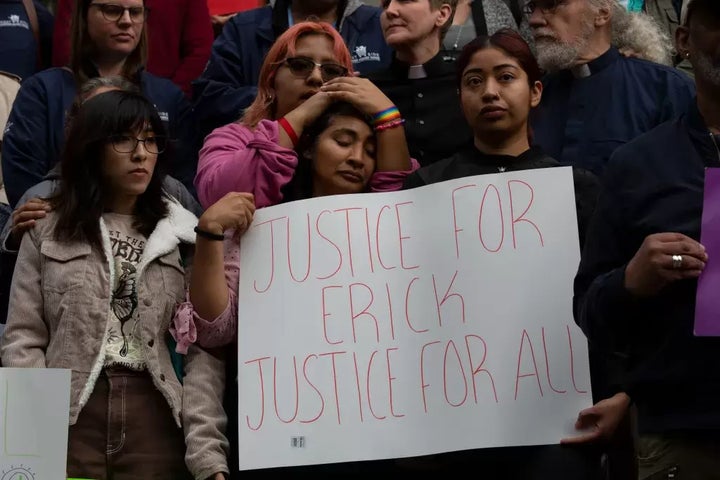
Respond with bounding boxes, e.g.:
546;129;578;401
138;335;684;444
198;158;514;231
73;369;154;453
69;0;148;86
456;28;543;89
282;102;373;202
52;90;169;248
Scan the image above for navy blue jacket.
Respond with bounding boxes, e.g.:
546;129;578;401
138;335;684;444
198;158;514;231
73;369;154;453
532;47;696;176
0;0;53;80
574;99;720;433
1;67;198;207
192;0;393;138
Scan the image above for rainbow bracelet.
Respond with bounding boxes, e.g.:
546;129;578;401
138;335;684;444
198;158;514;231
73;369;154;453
372;106;401;126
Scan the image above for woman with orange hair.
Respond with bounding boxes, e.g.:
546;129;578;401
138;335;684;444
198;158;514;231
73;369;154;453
182;21;417;478
194;21;416;211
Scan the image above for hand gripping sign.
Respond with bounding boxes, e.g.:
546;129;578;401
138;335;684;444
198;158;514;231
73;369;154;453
236;167;592;470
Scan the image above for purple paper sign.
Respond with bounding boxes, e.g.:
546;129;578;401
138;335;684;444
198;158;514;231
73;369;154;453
695;168;720;336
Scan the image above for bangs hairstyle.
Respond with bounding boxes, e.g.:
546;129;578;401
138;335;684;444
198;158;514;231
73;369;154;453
52;90;169;249
241;22;354;128
69;0;148;86
281;101;373;203
456;28;543;89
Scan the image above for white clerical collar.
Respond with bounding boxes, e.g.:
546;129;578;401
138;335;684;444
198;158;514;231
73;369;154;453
570;64;592;79
408;64;427;80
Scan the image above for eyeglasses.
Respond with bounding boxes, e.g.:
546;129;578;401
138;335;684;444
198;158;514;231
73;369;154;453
109;135;167;154
282;57;349;82
89;3;148;23
522;0;567;16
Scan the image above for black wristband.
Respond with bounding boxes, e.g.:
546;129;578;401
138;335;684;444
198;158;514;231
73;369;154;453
194;226;225;241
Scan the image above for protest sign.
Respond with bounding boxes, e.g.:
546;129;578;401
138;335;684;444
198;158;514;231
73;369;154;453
695;168;720;336
236;167;592;470
0;368;71;479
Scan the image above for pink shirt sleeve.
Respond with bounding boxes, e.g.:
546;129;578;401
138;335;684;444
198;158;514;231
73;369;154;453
171;236;240;354
369;158;421;192
194;120;299;210
173;156;418;353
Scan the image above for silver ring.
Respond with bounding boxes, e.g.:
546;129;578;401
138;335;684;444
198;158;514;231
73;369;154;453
672;254;683;269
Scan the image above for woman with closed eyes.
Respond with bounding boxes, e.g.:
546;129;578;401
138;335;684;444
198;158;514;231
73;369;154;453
180;20;419;478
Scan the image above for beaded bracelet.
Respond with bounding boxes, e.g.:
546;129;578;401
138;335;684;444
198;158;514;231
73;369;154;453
278;117;299;147
374;118;406;132
372;106;401;126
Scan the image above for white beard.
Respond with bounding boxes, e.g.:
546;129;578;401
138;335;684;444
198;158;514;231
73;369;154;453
535;39;584;72
534;14;596;73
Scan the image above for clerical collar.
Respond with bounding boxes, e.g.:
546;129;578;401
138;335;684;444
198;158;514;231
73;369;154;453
569;46;620;79
408;65;427;80
570;64;591;79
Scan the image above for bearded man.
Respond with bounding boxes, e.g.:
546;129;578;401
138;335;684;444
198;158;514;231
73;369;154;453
527;0;695;175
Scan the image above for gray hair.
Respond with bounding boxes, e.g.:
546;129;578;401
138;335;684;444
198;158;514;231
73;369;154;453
610;3;674;65
77;75;140;102
65;76;141;136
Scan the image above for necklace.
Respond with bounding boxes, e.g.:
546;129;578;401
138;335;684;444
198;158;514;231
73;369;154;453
451;0;473;50
452;22;466;50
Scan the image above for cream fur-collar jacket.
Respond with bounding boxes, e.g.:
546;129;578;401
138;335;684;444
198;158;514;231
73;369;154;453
0;199;230;477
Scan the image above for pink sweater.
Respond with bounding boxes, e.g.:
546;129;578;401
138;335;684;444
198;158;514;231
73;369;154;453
173;120;420;353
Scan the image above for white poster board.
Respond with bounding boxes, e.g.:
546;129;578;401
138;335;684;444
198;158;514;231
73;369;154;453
0;368;71;479
237;167;592;470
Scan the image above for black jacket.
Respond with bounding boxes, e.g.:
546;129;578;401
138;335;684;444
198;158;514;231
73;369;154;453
365;53;473;167
574;99;720;433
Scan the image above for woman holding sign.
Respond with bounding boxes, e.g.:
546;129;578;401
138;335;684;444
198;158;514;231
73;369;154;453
400;28;618;478
176;21;418;354
177;105;416;476
0;91;225;480
176;21;418;478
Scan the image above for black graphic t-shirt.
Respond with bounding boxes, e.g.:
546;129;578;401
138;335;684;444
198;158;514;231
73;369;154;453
103;213;147;370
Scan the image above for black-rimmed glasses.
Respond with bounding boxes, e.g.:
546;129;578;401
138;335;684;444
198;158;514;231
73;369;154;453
89;3;148;23
522;0;567;16
282;57;349;82
109;135;167;154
